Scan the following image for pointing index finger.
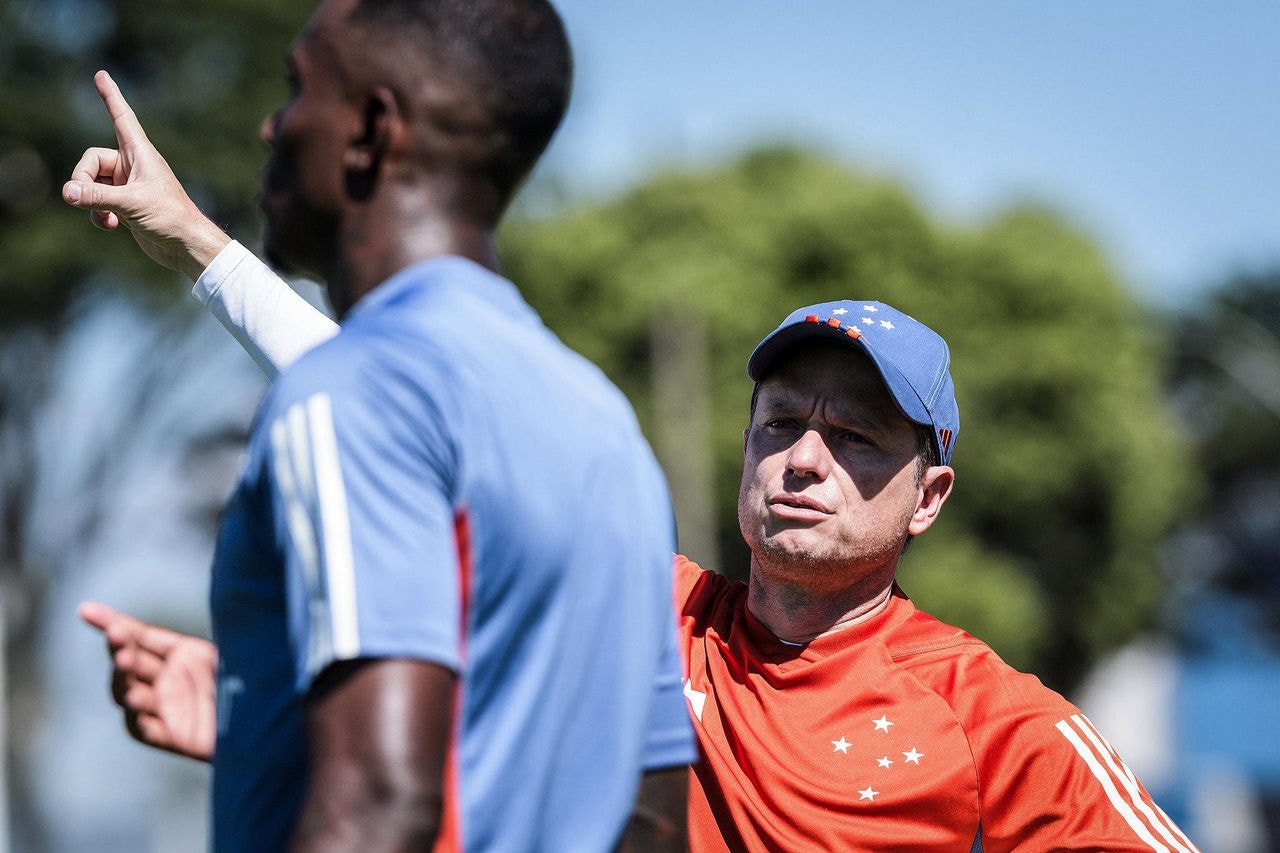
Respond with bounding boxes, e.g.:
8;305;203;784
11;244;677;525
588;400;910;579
94;69;151;150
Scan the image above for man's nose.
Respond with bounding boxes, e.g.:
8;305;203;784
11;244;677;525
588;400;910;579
785;429;831;479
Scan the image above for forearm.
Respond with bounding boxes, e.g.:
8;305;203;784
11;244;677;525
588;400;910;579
290;795;441;852
294;659;454;853
617;765;688;853
193;241;339;378
170;218;232;282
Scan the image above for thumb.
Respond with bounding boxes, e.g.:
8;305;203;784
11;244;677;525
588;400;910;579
63;182;124;230
62;179;123;211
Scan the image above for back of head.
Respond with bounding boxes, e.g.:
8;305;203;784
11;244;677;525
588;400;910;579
347;0;572;206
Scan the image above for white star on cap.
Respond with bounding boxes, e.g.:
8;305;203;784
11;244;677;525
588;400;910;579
832;737;852;754
879;320;894;330
873;716;894;733
859;786;879;801
903;747;924;764
876;756;893;768
863;305;878;312
831;307;848;315
862;316;875;325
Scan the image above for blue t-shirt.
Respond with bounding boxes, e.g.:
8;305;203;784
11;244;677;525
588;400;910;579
209;257;694;851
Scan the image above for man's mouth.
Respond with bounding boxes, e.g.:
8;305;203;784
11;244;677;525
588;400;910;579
768;493;832;520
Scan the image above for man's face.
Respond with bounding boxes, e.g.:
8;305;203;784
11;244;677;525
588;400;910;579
738;342;948;583
259;0;358;285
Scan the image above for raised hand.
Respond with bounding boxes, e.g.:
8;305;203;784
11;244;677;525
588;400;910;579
61;70;231;281
79;601;219;762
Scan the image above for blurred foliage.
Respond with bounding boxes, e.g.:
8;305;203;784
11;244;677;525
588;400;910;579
0;0;313;325
0;0;1198;693
1166;268;1280;653
503;147;1194;691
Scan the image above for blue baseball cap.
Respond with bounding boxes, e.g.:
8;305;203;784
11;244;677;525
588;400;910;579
747;300;959;465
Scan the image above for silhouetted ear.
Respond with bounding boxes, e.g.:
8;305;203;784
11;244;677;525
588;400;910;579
345;86;397;200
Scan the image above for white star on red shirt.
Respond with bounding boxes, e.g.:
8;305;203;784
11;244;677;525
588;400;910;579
903;747;924;764
859;786;879;801
873;715;894;733
832;737;852;754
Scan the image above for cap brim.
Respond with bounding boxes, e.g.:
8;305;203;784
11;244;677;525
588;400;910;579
747;324;934;429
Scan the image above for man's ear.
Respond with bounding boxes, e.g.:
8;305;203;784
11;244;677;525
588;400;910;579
345;86;397;200
907;465;954;537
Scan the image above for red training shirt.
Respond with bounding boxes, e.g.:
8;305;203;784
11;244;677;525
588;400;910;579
675;556;1199;853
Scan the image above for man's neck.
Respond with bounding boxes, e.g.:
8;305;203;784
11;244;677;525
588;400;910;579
328;195;501;320
746;559;897;645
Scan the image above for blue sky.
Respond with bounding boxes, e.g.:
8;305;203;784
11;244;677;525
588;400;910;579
539;2;1279;306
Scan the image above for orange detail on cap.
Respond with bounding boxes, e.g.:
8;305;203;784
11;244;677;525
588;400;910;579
845;328;861;340
805;315;820;324
826;318;842;328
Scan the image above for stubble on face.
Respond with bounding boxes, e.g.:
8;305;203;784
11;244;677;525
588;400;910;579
259;0;360;283
738;342;925;593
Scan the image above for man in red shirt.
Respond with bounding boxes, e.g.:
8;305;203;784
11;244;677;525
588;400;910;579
676;299;1198;852
65;77;1196;845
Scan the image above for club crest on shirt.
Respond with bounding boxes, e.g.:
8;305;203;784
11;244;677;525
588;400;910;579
826;713;930;805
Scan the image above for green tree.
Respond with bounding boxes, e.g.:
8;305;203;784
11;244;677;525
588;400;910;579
0;5;311;844
0;0;313;324
503;146;1193;691
0;0;1193;702
1166;268;1280;651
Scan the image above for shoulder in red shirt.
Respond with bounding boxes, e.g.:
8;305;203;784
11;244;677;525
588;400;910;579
674;556;1199;853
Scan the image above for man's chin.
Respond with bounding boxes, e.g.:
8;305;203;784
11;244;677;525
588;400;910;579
750;530;825;565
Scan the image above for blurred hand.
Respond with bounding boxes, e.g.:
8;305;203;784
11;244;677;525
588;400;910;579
61;70;231;281
79;601;218;763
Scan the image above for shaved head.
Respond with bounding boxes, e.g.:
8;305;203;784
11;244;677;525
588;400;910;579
343;0;572;204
